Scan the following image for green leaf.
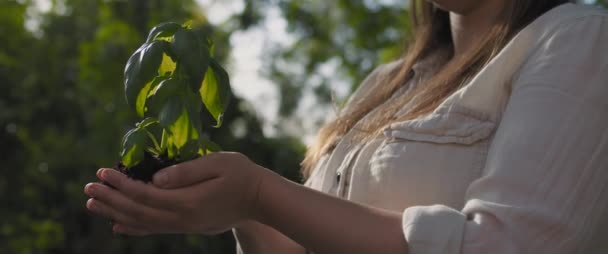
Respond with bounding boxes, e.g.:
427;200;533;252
207;37;215;57
182;20;193;29
168;106;199;150
135;79;155;117
180;140;201;161
171;28;210;92
184;85;204;132
191;26;213;48
158;96;183;128
200;138;221;154
121;128;147;168
124;41;169;109
158;53;176;77
146;22;182;43
158;90;203;160
146;78;180;116
136;117;159;129
201;58;232;127
180;90;204;160
160;129;177;159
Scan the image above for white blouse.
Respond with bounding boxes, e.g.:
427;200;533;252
305;3;608;253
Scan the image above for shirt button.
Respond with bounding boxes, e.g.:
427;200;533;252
336;172;342;184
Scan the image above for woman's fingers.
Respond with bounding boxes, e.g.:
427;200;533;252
87;198;164;236
84;182;177;228
86;198;139;226
153;155;220;189
97;168;180;209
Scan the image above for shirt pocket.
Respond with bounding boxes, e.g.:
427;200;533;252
367;106;496;210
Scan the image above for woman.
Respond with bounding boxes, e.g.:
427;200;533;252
84;0;608;253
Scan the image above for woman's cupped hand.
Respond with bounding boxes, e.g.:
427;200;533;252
83;152;272;236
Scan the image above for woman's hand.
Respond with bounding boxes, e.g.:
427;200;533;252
84;152;273;235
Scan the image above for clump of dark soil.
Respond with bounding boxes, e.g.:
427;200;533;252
115;152;177;183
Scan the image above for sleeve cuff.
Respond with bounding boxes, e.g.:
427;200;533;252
403;205;467;254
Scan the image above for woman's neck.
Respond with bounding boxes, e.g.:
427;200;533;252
449;0;506;58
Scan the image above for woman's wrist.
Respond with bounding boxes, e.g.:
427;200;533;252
234;160;288;233
249;165;290;226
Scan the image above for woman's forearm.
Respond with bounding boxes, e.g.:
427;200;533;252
233;220;306;254
254;169;409;254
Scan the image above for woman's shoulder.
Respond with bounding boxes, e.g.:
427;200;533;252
524;3;607;36
455;3;608;122
550;2;606;17
501;3;608;75
508;3;608;105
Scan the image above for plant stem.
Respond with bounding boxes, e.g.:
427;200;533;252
145;129;162;152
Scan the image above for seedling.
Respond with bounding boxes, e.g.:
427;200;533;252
117;21;231;182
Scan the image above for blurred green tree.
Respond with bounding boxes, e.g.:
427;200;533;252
221;0;413;136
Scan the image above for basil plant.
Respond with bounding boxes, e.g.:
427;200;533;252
119;22;231;181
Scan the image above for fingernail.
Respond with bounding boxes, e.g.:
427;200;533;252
154;171;168;187
101;169;117;182
86;198;97;211
84;183;96;196
96;168;104;178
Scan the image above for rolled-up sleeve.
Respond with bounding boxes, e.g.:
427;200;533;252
401;14;608;254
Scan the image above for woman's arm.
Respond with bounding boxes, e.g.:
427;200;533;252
233;220;306;254
150;155;409;253
254;169;408;254
143;155;408;254
145;155;408;254
146;158;404;254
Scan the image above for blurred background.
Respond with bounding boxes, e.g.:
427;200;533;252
1;0;606;253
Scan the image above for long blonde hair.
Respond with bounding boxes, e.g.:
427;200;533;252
302;0;569;178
